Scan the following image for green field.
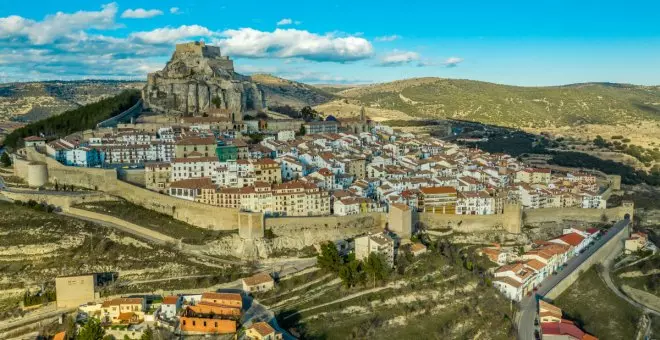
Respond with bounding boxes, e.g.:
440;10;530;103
554;268;641;340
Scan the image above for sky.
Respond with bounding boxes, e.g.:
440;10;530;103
0;0;659;86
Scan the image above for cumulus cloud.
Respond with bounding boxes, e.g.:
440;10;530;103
121;8;163;19
169;7;180;14
130;25;212;44
375;35;400;42
443;56;464;67
215;28;373;62
0;2;118;45
378;50;420;66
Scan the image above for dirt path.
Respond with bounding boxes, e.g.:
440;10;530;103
282;280;405;320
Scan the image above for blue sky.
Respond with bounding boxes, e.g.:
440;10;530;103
1;1;659;85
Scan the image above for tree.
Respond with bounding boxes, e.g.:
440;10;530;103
317;241;342;273
364;252;389;287
593;135;608;148
0;152;11;167
140;326;154;340
78;318;105;340
301;106;319;121
339;253;365;288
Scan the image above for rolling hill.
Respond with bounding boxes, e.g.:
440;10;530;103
0;80;144;123
331;77;660;128
250;74;336;108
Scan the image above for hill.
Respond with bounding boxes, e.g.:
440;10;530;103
0;80;144;123
332;77;660;128
251;74;335;108
2;90;141;149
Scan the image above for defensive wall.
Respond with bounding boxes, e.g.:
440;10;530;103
419;203;523;234
265;212;386;237
545;220;631;300
524;203;634;225
0;190;116;209
14;148;254;231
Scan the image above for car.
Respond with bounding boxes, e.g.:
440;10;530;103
534;318;539;326
535;329;541;339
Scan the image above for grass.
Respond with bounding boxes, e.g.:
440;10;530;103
554;267;641;340
0;201;238;302
275;252;515;340
74;200;236;245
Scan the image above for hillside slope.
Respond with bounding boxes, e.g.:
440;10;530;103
335;78;660;128
0;80;144;123
251;74;335;108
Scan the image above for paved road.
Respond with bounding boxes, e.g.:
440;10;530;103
517;219;629;340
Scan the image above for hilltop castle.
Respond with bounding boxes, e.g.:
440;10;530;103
142;41;265;118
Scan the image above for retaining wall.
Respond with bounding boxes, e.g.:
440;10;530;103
524;205;634;225
419;203;522;233
0;190;116;208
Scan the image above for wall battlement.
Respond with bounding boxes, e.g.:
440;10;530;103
174;41;222;59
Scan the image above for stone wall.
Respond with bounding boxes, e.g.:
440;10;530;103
419;203;523;234
524;204;634;225
15;148;257;231
265;213;386;244
0;190;116;209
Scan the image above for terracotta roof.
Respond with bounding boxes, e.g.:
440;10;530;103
163;296;179;305
419;186;457;195
24;136;46;141
242;272;273;287
117;312;136;321
175;136;216;145
410;243;426;252
525;259;546;271
201;292;242;303
102;297;144;307
249;321;275;337
555;233;585;247
493;276;522;288
541;321;594;339
53;332;66;340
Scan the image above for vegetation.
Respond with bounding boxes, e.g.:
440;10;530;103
317;241;390;288
22;289;55;307
612;254;660;296
74;200;235;244
77;318;105;340
554;267;640;340
550;151;660;185
1;151;11;167
2;89;141;149
337;78;660;128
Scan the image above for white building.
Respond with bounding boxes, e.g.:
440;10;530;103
277;130;295;141
354;233;395;268
171;157;221;182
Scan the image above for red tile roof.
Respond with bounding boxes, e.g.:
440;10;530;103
555;233;585;247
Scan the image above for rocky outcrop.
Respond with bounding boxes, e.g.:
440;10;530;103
142;41;265;117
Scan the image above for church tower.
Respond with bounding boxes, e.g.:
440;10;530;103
360;106;366;122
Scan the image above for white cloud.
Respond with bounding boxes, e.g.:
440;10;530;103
121;8;164;19
130;25;213;44
169;7;180;14
0;2;119;45
443;56;464;67
277;18;293;26
215;28;373;62
378;50;420;66
375;35;400;42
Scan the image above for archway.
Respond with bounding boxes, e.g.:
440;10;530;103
624;213;631;220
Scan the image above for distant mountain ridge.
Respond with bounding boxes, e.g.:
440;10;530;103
333;77;660;128
0;80;143;122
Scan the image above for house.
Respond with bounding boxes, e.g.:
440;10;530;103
410;243;427;257
24;136;46;148
418;186;457;214
161;296;182;319
549;232;587;255
100;298;146;324
354;232;395;268
539;300;562;323
541;320;598;340
200;292;243;309
55;274;99;308
242;272;275;293
246;321;282;340
479;246;509;265
493;263;536;301
180;316;236;335
625;232;648;254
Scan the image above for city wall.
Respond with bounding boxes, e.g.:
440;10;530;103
15;148;254;231
545;221;630;300
419;203;523;234
524;205;634;225
0;190;116;209
265;212;386;236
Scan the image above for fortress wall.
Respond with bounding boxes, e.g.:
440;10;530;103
524;206;632;225
17;148;249;231
420;213;508;233
265;213;386;237
0;190;116;209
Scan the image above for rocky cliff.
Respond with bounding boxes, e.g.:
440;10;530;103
142;41;265;117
